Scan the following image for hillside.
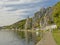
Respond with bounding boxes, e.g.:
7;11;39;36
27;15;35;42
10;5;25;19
3;19;26;29
3;18;32;29
52;2;60;28
11;19;26;29
2;1;60;29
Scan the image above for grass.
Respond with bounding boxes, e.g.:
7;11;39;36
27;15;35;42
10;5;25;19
52;29;60;45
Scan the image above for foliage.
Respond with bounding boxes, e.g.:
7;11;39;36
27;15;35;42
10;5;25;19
3;19;26;29
3;18;32;29
52;2;60;28
13;19;26;29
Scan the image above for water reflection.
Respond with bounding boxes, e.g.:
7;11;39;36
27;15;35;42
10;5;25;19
0;30;34;45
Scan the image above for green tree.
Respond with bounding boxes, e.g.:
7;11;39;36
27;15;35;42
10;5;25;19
52;2;60;28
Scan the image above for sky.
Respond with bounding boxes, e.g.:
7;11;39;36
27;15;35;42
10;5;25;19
0;0;59;26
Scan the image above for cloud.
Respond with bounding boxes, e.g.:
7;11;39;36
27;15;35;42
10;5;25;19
0;0;49;26
0;0;48;5
0;15;19;26
0;6;38;26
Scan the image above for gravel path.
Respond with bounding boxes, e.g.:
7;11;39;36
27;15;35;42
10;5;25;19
36;31;57;45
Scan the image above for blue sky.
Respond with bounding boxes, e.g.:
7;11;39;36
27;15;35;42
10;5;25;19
0;0;59;26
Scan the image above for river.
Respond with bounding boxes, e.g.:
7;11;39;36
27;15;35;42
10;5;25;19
0;30;34;45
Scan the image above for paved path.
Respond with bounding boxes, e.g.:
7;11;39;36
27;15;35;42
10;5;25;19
36;31;57;45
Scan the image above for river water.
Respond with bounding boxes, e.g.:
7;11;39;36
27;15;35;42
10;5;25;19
0;30;34;45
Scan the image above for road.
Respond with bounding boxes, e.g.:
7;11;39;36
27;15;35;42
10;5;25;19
36;31;57;45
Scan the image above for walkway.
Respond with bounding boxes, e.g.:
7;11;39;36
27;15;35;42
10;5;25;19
36;31;57;45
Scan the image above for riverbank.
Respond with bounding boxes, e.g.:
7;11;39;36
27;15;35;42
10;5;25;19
52;29;60;45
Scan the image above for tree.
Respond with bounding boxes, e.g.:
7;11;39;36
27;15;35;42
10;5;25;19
52;2;60;28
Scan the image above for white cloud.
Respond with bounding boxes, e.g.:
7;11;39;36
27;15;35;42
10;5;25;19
0;0;48;26
0;15;19;26
0;7;33;26
0;7;32;15
0;0;48;5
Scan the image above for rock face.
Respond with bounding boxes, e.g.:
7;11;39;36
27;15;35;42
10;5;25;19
32;7;54;29
25;16;32;29
32;8;46;29
35;8;46;19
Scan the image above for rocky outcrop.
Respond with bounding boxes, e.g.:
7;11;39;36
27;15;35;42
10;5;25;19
32;7;54;28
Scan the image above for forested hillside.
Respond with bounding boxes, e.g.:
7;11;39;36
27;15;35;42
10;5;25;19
3;19;26;29
52;2;60;28
3;1;60;29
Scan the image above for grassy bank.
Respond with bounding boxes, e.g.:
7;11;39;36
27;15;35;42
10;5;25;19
52;29;60;45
